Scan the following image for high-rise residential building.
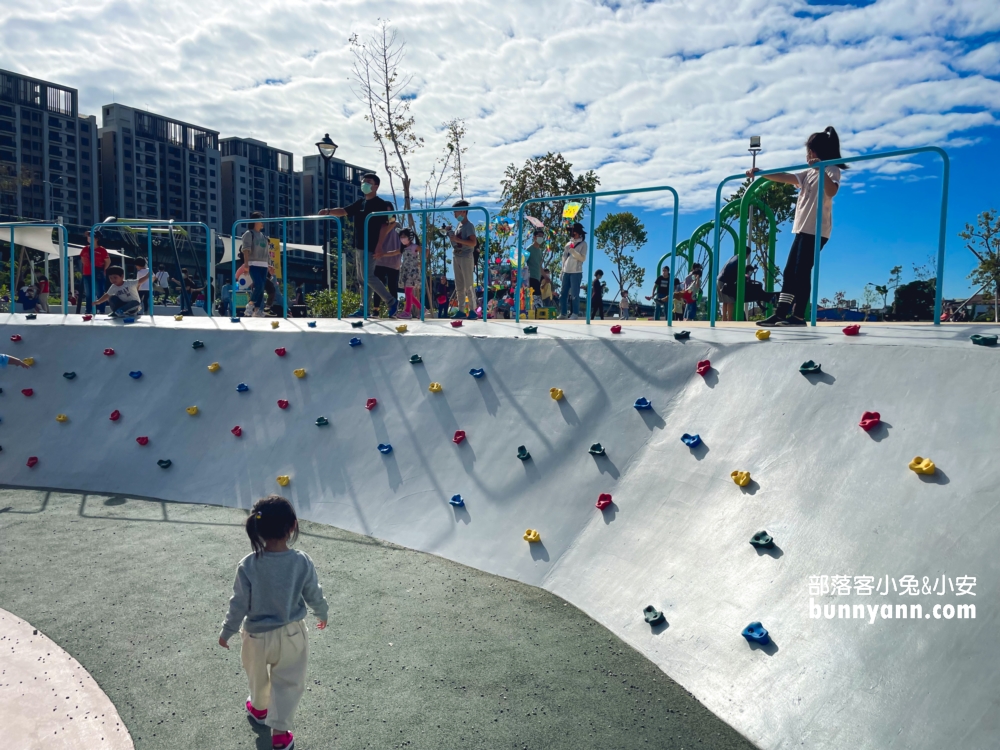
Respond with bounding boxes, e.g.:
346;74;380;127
0;68;99;225
299;153;377;246
219;137;302;242
98;103;221;233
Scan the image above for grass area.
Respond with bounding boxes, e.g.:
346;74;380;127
0;488;756;750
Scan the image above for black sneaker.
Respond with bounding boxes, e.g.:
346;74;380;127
756;314;784;327
776;316;807;327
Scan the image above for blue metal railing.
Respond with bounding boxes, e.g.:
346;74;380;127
2;223;70;314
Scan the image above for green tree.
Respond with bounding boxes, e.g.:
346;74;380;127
499;153;599;274
724;177;797;283
873;284;889;309
959;208;1000;322
595;212;648;301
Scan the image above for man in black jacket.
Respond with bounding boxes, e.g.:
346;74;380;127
651;268;672;321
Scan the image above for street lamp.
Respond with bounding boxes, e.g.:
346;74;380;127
316;134;338;291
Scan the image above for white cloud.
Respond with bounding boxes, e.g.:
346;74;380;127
0;0;997;212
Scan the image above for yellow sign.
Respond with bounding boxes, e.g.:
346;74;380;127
268;238;282;281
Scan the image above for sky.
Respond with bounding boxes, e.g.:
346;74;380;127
1;0;998;302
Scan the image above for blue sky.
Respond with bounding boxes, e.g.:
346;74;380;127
1;0;997;302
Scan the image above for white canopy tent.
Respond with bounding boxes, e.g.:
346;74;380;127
1;224;125;260
216;237;325;265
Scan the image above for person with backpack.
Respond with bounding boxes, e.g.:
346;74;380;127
444;200;478;320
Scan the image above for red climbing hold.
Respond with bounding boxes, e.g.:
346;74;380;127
10;334;21;342
136;436;149;446
103;348;115;356
596;493;613;510
610;325;622;334
450;320;463;328
365;398;377;411
231;426;243;437
109;409;121;422
26;456;38;468
696;360;711;376
82;315;93;321
859;411;881;432
277;399;289;410
275;347;287;357
453;430;466;444
21;388;33;397
843;324;861;336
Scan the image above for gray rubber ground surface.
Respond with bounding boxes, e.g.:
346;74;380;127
0;488;756;750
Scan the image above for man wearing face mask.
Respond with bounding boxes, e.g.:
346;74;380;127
319;173;397;317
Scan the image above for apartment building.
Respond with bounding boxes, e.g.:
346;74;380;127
0;68;99;225
219;137;302;242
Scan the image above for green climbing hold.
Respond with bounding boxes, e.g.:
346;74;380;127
315;416;330;426
409;354;422;364
674;330;690;341
799;360;822;374
588;443;606;456
516;445;531;461
643;606;665;626
749;531;774;549
192;340;205;349
157;459;172;469
523;326;538;334
971;334;998;347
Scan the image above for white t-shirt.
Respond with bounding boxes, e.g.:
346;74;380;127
107;279;141;305
154;271;170;288
792;166;841;238
137;268;150;291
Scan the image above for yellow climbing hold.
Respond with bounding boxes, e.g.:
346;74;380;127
909;456;936;475
186;406;199;416
293;368;306;378
731;470;751;487
208;362;221;373
56;414;69;423
755;329;771;341
23;357;34;366
523;529;541;543
271;320;280;329
428;382;443;393
549;387;564;401
396;324;408;333
276;475;290;487
174;314;184;321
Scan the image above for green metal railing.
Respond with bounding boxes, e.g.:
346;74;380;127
2;223;70;314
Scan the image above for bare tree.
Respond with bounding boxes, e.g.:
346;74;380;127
349;19;423;219
445;118;468;200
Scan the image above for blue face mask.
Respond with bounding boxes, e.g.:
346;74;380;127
361;182;373;195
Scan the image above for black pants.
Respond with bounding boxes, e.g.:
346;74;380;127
109;296;141;315
373;266;399;312
779;233;828;317
591;297;604;319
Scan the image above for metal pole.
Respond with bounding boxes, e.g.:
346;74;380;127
9;226;13;313
205;228;213;317
60;226;68;315
666;191;679;328
90;232;97;316
481;211;490;322
586;195;596;325
323;159;331;291
231;231;237;320
810;166;825;327
147;228;154;317
420;217;427;322
336;217;343;320
514;210;523;323
282;219;288;319
934;152;950;326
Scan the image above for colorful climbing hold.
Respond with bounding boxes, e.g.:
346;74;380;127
307;321;317;328
82;314;93;321
449;494;465;507
174;314;184;321
549;387;564;401
22;357;34;367
26;456;38;468
633;397;652;410
731;470;751;487
469;368;485;378
643;606;665;626
799;360;822;374
158;459;172;469
276;475;290;486
21;388;33;397
859;411;881;432
129;371;142;379
55;414;69;423
315;416;329;427
231;426;242;437
136;436;149;446
109;409;121;421
25;313;36;320
365;398;378;411
192;340;205;349
523;529;541;543
680;433;702;448
749;531;774;549
271;321;280;329
742;622;770;644
103;348;115;356
908;456;936;475
377;443;393;454
123;318;137;325
351;320;364;329
596;493;613;510
186;406;199;415
207;362;221;373
409;354;422;364
610;325;622;334
516;445;531;461
588;443;606;456
230;317;240;323
395;324;408;333
971;334;998;347
674;330;691;341
696;360;711;376
755;329;770;341
428;382;443;393
63;372;76;380
349;337;362;347
523;326;538;334
10;334;21;342
293;368;306;378
236;383;250;393
453;430;466;444
450;320;463;328
277;399;289;409
843;324;861;336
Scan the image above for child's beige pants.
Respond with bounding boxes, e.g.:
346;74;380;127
240;620;308;731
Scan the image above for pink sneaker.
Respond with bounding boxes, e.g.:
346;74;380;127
246;698;267;724
272;731;294;749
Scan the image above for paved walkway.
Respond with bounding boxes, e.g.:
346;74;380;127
0;488;756;750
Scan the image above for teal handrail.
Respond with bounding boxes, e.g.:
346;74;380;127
709;146;950;326
516;185;679;325
2;222;70;314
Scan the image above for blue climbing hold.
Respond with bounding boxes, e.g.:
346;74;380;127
230;317;240;323
377;443;393;454
308;321;317;328
449;494;465;507
469;368;485;378
633;397;652;410
237;383;250;393
742;622;770;644
123;317;136;324
192;340;205;349
680;433;702;448
129;371;142;379
349;337;363;347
